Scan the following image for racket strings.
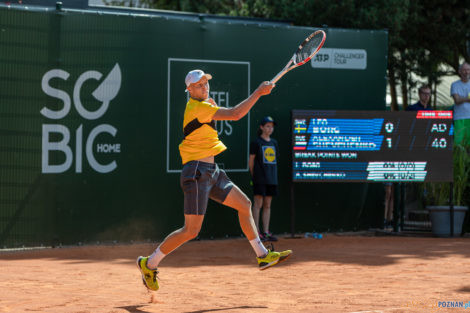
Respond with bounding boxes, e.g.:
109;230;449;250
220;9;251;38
294;33;324;64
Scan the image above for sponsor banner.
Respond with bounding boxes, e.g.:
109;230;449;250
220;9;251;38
311;48;367;70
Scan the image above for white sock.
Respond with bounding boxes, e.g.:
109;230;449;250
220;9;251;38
147;247;166;269
249;237;269;258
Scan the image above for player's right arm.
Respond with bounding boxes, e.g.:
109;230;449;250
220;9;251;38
212;81;274;121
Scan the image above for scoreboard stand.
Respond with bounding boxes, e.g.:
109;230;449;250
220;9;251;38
392;183;405;233
286;181;302;239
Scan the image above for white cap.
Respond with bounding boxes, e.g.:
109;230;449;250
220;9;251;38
185;69;212;91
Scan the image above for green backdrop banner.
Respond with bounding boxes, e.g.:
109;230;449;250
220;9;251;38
0;5;387;247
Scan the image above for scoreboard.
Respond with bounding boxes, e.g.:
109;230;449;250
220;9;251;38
292;110;453;182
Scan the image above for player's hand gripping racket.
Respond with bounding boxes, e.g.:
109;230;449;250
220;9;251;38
270;30;326;84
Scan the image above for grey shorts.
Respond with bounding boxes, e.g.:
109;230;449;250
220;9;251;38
180;161;234;215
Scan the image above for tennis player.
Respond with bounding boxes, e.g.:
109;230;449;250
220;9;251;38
137;69;292;291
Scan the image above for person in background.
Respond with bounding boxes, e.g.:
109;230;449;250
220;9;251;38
406;85;433;111
249;116;279;242
450;62;470;145
403;85;434;232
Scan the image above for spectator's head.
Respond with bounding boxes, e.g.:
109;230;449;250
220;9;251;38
258;116;275;137
418;85;431;106
458;62;470;82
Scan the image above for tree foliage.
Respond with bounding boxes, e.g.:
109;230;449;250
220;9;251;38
106;0;470;110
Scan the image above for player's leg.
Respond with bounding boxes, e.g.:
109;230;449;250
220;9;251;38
222;185;291;269
211;167;292;269
223;184;258;240
210;169;265;250
157;214;204;256
149;160;211;264
137;214;204;291
137;161;210;290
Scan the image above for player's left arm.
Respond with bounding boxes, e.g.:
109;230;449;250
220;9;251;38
212;82;274;121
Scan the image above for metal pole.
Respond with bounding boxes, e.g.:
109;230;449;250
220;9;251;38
393;183;399;232
290;181;296;237
450;182;454;237
290;109;296;238
400;183;405;232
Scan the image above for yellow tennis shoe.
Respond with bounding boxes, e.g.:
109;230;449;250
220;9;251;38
278;249;293;263
136;256;159;291
257;249;293;270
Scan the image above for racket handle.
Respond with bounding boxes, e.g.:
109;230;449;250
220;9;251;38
270;58;294;84
270;70;287;84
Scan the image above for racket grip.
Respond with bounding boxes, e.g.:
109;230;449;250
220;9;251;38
270;70;287;84
270;59;293;84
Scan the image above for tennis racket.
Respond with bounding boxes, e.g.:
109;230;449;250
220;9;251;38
270;30;326;84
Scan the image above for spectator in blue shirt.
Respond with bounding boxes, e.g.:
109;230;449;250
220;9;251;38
406;85;433;111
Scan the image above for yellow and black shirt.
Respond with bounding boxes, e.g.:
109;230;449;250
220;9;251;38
179;98;227;164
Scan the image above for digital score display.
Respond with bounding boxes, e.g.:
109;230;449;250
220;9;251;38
292;110;453;182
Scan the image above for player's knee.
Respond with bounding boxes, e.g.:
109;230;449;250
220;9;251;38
243;198;252;212
238;198;252;216
246;198;252;209
185;227;200;240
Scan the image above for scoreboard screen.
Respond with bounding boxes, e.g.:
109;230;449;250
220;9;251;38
292;110;453;182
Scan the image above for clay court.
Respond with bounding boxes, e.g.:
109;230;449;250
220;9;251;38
1;234;469;313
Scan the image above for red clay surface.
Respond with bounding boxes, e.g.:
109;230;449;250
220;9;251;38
1;235;469;313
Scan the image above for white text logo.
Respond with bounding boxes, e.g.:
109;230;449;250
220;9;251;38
41;64;122;173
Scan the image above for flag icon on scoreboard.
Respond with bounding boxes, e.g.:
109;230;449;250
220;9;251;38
294;119;307;134
294;135;307;150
